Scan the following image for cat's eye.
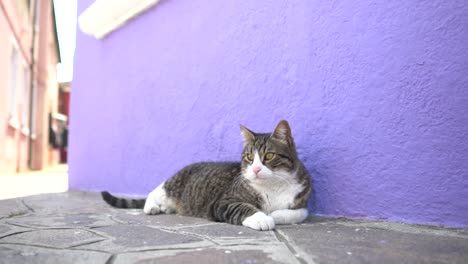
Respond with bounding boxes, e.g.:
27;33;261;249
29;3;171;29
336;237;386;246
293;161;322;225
264;152;275;161
245;153;254;162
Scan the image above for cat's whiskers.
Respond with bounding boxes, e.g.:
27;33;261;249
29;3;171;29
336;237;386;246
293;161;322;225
233;175;249;190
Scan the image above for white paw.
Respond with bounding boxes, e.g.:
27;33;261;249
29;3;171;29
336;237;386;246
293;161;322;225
242;212;275;231
143;182;170;215
143;200;161;215
270;208;308;225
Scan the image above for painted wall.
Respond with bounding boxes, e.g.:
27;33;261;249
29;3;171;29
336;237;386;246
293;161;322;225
0;0;33;173
70;0;468;227
0;0;61;173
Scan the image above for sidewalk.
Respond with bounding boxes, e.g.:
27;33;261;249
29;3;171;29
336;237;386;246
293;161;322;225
0;191;467;263
0;165;68;200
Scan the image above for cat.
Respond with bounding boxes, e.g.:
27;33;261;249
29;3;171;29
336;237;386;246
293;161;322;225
101;120;312;231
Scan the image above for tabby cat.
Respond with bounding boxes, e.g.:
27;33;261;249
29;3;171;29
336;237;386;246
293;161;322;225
102;120;312;231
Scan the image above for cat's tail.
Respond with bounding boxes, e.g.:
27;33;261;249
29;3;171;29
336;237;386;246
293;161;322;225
101;191;146;209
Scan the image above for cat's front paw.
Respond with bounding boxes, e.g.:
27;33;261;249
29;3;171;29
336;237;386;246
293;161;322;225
143;200;161;215
242;212;275;231
270;208;308;225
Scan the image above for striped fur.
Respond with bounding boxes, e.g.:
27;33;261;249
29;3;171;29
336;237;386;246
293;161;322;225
101;120;313;230
101;191;146;209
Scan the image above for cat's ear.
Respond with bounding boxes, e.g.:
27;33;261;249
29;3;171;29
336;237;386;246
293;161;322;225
240;124;255;143
271;120;293;144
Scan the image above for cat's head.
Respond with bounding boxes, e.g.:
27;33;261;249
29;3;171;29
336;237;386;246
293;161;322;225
240;120;299;183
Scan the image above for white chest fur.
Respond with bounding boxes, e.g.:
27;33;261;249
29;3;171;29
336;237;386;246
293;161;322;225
251;178;304;214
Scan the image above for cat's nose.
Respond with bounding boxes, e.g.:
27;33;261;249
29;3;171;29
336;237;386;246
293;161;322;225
253;167;262;174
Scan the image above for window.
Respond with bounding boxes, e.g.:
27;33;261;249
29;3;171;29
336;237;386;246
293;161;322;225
8;46;19;118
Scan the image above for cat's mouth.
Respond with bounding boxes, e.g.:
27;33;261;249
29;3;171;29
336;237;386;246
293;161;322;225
253;174;269;181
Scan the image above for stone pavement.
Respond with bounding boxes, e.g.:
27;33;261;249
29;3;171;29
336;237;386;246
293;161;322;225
0;191;467;264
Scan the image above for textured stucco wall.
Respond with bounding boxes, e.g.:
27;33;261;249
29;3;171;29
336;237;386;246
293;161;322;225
70;0;468;227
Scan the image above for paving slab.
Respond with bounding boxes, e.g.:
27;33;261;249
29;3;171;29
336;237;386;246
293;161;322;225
6;213;115;229
1;228;105;249
21;191;117;215
0;191;467;264
76;225;212;253
0;199;30;219
276;218;468;264
115;245;299;264
0;223;31;238
0;244;110;264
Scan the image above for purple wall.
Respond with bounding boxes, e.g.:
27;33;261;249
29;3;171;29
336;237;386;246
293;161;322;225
70;0;468;228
